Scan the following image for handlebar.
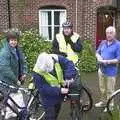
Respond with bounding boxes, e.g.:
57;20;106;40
0;80;30;94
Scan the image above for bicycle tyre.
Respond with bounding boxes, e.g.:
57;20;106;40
80;86;93;112
28;93;45;120
106;89;120;116
69;102;83;120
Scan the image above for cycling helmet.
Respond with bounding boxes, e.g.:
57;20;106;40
62;21;73;28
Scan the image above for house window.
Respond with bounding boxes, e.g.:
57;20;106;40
39;9;66;40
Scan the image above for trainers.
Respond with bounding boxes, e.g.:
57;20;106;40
103;107;107;112
95;101;106;107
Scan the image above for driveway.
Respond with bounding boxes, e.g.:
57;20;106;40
58;72;120;120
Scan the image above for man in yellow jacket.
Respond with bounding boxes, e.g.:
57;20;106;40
52;21;83;64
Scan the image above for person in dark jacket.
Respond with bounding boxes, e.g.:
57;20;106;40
0;28;27;119
52;21;82;64
33;52;77;120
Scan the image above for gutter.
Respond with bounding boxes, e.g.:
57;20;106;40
7;0;11;28
76;0;78;32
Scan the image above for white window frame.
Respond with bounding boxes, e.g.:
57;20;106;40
39;9;66;41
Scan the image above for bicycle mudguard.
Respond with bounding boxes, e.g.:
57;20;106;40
69;74;82;100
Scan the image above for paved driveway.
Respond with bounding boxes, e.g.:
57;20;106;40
58;72;120;120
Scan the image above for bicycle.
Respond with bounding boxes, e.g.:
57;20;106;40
66;85;93;120
106;88;120;117
0;77;93;120
0;80;45;120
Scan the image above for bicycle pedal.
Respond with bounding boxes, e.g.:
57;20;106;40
64;96;68;102
1;109;5;116
71;100;77;104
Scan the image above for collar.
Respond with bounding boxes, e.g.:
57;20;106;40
105;39;116;46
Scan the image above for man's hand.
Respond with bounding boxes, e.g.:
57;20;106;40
61;88;69;94
64;79;74;87
19;74;26;84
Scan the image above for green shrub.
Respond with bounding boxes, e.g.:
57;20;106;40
0;33;6;49
78;40;98;72
20;29;52;72
110;110;120;120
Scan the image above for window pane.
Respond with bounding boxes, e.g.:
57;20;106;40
39;9;66;40
40;26;52;40
54;26;60;38
48;11;51;25
59;11;66;26
48;26;52;40
54;11;60;25
40;26;48;37
40;11;48;25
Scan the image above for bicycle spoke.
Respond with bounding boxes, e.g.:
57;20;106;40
28;96;45;120
107;92;120;117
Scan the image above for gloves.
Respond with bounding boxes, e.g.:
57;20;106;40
17;80;21;86
64;79;74;88
61;88;69;94
19;74;26;85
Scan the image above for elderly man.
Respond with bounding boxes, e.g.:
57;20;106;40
95;26;120;110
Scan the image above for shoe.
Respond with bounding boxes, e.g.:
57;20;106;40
95;101;106;107
103;107;107;112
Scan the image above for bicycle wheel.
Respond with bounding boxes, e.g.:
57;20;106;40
69;102;83;120
28;93;45;120
80;86;93;112
107;89;120;117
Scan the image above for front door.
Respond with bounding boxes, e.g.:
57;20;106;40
96;8;115;49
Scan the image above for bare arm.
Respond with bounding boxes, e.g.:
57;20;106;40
96;53;103;62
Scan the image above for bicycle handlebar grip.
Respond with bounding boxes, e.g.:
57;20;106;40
28;83;35;90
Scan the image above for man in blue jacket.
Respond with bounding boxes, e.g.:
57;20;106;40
33;52;77;120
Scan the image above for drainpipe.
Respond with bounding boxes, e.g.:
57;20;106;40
7;0;11;28
76;0;78;32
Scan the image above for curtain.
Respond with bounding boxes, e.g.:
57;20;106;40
40;11;49;39
60;11;66;32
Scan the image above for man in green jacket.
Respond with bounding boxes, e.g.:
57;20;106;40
0;28;27;119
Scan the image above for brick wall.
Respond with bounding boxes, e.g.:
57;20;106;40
0;0;9;32
81;0;112;46
0;0;115;47
9;0;78;30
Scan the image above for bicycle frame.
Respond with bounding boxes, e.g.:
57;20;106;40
6;90;39;116
66;85;93;120
0;81;42;120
